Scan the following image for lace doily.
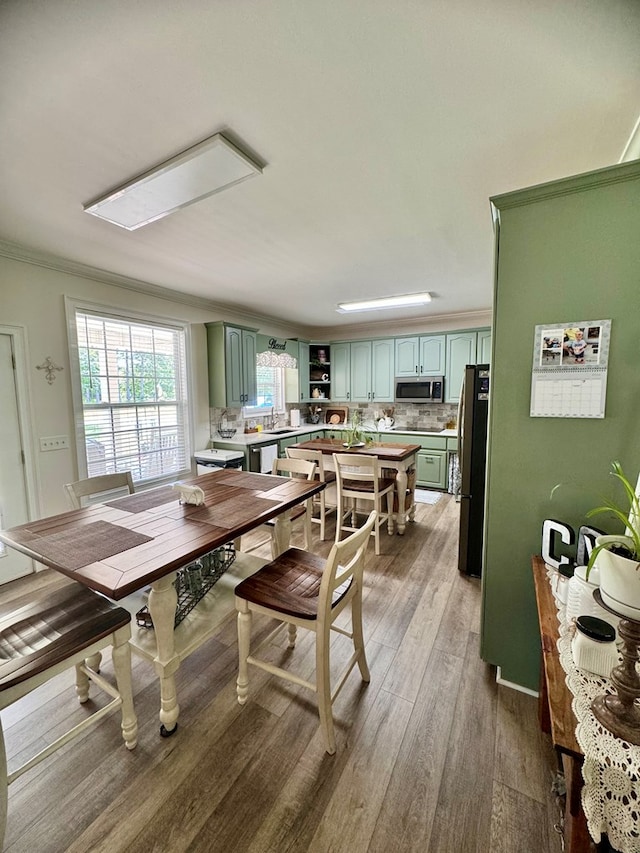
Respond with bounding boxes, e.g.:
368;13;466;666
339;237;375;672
548;568;640;852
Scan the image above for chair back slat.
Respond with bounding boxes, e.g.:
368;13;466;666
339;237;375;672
286;448;327;481
320;511;376;608
64;472;135;509
271;457;316;480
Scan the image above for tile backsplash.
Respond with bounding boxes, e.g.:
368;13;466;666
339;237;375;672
209;402;457;439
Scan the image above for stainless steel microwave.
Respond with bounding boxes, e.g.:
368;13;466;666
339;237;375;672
395;376;444;404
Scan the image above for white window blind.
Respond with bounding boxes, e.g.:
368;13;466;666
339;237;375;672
255;364;285;411
75;310;190;484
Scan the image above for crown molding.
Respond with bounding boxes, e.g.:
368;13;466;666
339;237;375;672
0;239;301;336
620;114;640;162
305;308;493;340
0;239;492;340
491;158;640;211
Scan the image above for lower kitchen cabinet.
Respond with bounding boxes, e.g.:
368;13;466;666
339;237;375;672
416;449;447;489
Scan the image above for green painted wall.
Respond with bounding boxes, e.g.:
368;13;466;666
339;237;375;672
482;160;640;690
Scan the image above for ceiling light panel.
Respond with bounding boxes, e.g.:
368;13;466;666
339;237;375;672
337;292;432;313
84;133;262;230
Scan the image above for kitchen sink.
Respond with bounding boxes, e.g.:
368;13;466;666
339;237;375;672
264;428;299;435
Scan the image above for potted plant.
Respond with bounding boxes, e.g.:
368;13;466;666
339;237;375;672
585;461;640;619
343;411;374;448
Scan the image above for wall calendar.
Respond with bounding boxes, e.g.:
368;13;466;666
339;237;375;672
530;319;611;418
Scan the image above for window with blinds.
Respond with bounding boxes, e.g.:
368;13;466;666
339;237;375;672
74;309;191;484
255;364;285;411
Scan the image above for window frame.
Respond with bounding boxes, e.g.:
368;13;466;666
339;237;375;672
66;297;194;487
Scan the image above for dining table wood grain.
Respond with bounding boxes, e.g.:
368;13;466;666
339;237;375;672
0;469;325;735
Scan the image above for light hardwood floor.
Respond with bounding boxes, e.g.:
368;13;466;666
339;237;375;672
1;495;563;852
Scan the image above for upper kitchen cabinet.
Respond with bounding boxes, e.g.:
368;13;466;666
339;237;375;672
476;329;492;365
350;340;372;402
371;338;395;401
330;339;395;403
206;322;258;408
297;341;310;402
395;335;446;376
445;331;477;404
330;341;350;401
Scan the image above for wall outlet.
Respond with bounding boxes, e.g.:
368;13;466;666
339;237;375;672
40;435;70;451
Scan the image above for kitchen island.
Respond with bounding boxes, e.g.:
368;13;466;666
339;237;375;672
288;437;420;534
208;422;456;485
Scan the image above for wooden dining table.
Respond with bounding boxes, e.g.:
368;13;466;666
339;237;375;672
0;468;325;736
289;438;420;534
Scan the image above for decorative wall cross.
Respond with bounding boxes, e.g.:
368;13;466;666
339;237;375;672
36;356;64;384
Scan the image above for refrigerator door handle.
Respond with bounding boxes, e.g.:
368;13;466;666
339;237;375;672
457;373;465;460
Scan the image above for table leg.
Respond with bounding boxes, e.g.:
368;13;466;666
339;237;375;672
271;511;292;558
396;467;408;534
148;573;180;736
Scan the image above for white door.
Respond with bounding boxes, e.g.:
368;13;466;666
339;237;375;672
0;333;33;581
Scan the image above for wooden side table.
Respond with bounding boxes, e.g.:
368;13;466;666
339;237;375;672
532;555;594;853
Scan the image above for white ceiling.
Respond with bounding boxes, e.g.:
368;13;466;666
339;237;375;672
1;0;639;332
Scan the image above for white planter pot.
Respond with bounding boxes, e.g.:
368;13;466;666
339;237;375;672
595;534;640;619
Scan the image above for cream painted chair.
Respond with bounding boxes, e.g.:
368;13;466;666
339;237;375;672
333;453;395;556
240;457;317;558
286;447;337;540
0;577;137;848
234;510;376;754
64;471;135;509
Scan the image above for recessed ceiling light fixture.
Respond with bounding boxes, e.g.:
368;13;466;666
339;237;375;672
83;132;262;230
336;292;432;313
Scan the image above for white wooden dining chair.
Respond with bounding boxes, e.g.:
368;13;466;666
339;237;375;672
0;576;137;849
333;453;395;556
240;457;317;558
63;471;135;509
286;447;337;540
234;510;376;754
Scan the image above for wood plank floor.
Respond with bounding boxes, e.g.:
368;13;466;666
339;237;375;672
1;495;563;852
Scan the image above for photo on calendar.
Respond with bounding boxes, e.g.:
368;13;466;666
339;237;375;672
560;324;601;366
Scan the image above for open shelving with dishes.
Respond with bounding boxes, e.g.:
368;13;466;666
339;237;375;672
307;343;331;401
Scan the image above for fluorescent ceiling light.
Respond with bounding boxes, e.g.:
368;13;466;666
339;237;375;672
336;292;432;313
84;132;262;230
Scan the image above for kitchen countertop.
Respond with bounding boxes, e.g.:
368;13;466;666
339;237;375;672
209;424;457;448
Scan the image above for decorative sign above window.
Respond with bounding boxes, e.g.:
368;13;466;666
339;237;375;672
256;334;299;366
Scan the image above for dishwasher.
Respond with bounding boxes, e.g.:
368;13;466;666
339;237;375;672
248;442;279;473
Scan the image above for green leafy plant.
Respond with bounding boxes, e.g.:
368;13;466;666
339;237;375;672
344;411;374;448
585;461;640;578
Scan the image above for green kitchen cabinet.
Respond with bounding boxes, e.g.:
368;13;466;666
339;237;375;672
350;340;372;402
330;338;394;403
278;432;314;456
445;331;477;404
416;449;447;489
331;341;350;401
206;322;258;408
298;340;310;402
476;329;492;364
371;338;395;401
395;335;445;376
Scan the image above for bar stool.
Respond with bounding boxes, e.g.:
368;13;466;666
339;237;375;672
333;453;395;555
286;447;337;540
240;457;317;558
0;576;137;848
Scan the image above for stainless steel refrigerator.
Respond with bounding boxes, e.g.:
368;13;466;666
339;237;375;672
457;364;490;577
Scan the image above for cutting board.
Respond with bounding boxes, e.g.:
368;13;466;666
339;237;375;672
324;406;349;426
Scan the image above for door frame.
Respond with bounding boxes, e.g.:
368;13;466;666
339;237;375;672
0;324;40;532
